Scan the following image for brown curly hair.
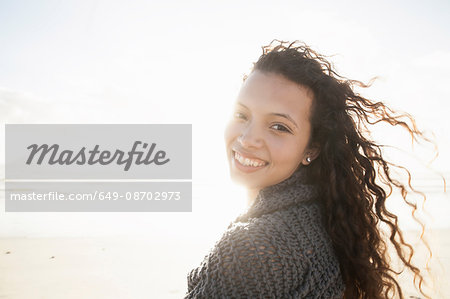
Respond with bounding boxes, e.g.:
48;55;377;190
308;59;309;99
251;40;437;299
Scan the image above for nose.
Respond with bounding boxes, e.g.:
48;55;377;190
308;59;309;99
238;122;263;149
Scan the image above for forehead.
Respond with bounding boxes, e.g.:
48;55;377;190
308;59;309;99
237;71;314;120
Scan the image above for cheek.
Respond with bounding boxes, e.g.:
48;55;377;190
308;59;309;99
224;122;239;145
269;138;305;164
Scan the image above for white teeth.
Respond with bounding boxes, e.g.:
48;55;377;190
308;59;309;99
234;151;266;167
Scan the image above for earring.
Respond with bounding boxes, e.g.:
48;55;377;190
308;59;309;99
306;157;312;163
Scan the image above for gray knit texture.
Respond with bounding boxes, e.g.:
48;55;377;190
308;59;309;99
185;168;345;298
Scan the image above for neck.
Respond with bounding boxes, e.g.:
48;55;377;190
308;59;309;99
246;188;259;207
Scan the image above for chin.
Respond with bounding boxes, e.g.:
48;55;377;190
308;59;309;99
229;172;259;189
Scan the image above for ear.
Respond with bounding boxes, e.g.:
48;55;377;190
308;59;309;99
301;144;320;166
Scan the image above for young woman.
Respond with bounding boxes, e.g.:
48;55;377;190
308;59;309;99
185;40;433;299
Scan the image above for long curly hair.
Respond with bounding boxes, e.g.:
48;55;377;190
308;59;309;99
251;40;437;299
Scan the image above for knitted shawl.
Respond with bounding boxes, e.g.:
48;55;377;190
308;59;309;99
185;168;345;298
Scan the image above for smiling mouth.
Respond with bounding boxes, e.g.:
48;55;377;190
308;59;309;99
233;150;268;167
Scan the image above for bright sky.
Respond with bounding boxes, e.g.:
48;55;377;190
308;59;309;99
1;0;449;239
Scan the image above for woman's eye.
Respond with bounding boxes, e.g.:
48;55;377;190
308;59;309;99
234;112;247;120
271;124;291;133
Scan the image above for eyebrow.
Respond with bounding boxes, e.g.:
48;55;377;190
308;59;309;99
236;102;299;129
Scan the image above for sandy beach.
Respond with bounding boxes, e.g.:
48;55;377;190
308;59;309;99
0;236;210;299
1;229;449;299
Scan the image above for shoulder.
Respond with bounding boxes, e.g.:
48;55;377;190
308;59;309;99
185;204;345;298
215;217;307;272
186;217;311;298
221;203;338;274
250;203;344;297
270;203;344;297
268;203;341;266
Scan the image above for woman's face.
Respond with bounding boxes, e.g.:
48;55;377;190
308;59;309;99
224;70;317;195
